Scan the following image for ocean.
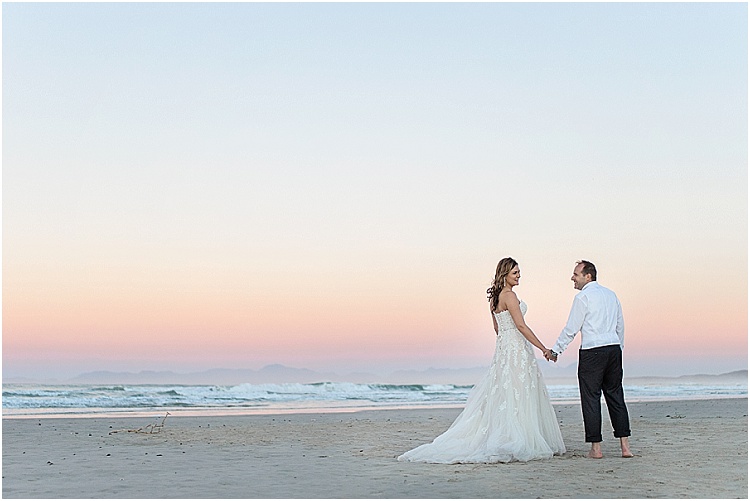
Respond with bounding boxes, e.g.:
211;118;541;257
3;381;747;419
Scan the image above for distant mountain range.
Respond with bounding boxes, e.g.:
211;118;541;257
66;364;350;385
625;370;748;384
3;364;746;386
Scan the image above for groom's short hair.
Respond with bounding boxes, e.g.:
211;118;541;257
577;260;597;281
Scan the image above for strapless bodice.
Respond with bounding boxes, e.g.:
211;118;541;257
494;300;527;332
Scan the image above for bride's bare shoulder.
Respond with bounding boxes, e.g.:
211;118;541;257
496;290;519;312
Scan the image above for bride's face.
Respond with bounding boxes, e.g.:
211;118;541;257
506;266;521;287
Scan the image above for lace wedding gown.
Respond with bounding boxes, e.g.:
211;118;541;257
398;301;565;463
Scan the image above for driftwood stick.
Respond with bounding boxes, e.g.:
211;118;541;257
109;411;171;435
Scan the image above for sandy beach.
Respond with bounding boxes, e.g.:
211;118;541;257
2;398;747;498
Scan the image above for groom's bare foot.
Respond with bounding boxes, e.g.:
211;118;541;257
587;443;603;459
620;437;633;458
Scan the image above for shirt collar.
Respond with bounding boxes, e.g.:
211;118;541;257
582;281;597;291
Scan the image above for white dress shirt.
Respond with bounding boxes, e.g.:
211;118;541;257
552;281;624;354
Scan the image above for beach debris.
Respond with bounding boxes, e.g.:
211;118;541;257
109;412;171;435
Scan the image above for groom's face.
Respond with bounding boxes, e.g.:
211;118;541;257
571;264;591;290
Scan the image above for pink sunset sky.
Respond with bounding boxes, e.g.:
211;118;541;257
3;3;747;380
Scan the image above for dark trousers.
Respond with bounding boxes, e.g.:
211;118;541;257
578;345;631;443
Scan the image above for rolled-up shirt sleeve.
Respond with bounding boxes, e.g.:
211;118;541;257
552;295;587;354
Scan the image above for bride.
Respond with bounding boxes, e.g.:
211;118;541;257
398;257;565;463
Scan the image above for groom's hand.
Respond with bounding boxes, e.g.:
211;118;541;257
542;349;558;362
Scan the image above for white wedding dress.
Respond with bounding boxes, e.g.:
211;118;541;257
398;301;566;463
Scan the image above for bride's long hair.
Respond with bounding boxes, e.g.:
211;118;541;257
487;257;518;311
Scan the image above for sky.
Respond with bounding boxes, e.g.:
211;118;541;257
3;2;747;380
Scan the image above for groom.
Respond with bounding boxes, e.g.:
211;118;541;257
545;260;633;459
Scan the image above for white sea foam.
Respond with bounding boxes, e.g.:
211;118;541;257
2;381;746;418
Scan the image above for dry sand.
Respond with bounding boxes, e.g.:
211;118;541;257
2;398;747;498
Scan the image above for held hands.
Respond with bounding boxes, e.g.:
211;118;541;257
542;349;558;363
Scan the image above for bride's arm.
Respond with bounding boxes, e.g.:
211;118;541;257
506;294;547;353
490;304;498;335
